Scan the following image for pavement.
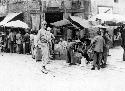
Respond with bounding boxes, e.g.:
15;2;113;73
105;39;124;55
0;46;125;91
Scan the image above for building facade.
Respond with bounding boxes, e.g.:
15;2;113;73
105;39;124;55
118;0;125;17
90;0;119;17
0;0;91;30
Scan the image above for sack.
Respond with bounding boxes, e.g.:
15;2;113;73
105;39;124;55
80;57;86;67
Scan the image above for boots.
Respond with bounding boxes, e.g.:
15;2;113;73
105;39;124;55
91;66;95;70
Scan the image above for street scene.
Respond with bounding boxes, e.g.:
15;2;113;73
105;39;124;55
0;0;125;91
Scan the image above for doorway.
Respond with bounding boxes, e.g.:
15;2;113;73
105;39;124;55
45;12;63;24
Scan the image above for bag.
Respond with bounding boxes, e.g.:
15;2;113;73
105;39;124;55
35;46;42;61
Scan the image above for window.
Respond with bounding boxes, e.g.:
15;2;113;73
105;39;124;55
114;0;118;3
71;0;81;9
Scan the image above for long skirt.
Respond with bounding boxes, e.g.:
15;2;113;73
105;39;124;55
40;43;49;66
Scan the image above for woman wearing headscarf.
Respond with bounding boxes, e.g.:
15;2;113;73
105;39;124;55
36;21;49;74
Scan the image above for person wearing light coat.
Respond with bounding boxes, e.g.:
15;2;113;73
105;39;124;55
91;30;105;70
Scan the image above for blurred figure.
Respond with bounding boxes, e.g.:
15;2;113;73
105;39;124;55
46;27;55;58
120;25;125;61
101;28;111;67
8;30;15;53
30;31;35;58
1;32;6;52
80;36;92;64
33;31;38;59
58;38;67;54
16;31;22;54
24;31;30;54
66;39;75;65
91;30;105;70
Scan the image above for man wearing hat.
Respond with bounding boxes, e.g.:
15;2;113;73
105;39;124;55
36;21;49;73
91;30;105;70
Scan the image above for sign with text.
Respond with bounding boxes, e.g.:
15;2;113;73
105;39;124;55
98;6;113;14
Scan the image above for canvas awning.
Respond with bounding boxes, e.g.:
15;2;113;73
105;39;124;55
4;20;29;29
50;19;71;27
69;16;92;28
0;12;22;26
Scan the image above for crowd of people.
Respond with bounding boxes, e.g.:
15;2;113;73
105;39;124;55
0;29;31;54
31;21;113;73
1;20;123;73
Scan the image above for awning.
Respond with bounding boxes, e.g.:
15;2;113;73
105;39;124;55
92;25;109;28
68;16;92;28
89;13;125;23
4;20;29;29
50;19;71;27
0;12;22;26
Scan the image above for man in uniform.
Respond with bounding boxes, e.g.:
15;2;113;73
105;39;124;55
91;30;105;70
36;21;49;73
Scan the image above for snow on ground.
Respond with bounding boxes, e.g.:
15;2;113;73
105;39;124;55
0;46;125;91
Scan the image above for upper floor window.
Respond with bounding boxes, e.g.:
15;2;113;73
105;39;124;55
71;0;81;9
114;0;118;3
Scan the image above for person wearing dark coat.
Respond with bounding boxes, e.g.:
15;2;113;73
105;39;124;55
24;32;30;54
8;30;15;53
66;39;76;65
80;36;92;63
101;29;111;67
120;26;125;61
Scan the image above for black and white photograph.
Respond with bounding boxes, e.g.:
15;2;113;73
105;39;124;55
0;0;125;91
